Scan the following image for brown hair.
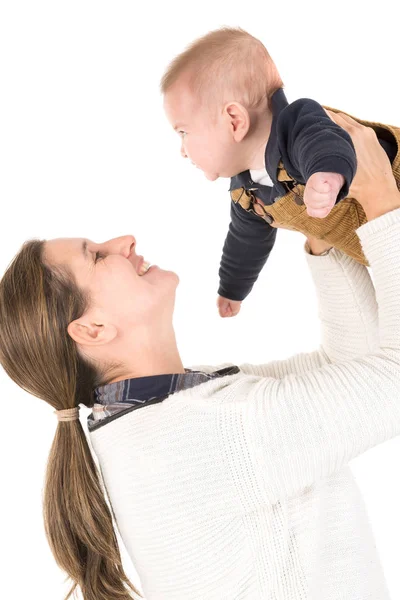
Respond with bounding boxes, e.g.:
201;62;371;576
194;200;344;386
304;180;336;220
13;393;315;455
161;26;283;110
0;240;141;599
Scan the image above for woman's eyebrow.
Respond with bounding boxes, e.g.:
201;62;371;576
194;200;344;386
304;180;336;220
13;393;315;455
82;240;88;257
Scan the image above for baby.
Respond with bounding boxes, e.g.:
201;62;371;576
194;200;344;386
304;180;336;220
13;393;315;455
162;27;400;317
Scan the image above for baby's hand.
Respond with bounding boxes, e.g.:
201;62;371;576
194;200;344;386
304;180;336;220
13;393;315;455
217;296;242;318
303;172;345;218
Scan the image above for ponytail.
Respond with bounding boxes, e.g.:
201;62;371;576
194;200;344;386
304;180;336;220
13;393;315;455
0;240;142;599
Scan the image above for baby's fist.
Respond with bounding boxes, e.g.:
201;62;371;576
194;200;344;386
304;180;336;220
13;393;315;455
303;172;345;218
217;296;242;318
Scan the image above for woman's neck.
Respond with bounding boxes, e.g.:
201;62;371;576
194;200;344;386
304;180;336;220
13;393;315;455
108;325;185;383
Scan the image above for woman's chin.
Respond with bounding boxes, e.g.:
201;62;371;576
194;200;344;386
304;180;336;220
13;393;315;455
166;270;180;286
145;266;179;285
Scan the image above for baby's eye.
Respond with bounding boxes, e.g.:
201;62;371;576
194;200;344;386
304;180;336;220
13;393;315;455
94;251;106;263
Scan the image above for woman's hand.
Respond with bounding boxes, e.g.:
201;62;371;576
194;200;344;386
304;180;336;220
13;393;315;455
325;110;400;220
306;235;333;256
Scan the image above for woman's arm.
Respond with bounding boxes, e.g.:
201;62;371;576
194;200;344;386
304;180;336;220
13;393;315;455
238;206;400;505
240;243;378;378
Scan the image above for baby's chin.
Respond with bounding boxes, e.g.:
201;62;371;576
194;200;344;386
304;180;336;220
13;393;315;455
204;171;219;182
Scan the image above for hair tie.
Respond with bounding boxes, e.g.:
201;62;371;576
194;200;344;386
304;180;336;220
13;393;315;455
55;406;80;422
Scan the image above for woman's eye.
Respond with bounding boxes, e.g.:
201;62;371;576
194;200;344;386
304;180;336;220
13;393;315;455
178;131;187;138
94;251;105;263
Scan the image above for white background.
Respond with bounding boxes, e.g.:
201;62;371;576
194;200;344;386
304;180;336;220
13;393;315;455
0;1;399;598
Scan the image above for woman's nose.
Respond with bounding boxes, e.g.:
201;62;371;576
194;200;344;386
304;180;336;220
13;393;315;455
180;143;187;159
107;235;136;258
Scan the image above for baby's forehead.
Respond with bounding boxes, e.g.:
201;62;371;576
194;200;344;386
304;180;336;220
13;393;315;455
164;78;200;117
166;73;196;101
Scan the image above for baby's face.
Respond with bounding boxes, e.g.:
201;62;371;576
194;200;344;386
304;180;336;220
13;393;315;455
164;80;246;181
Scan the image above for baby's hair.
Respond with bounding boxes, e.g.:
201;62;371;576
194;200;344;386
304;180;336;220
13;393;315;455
161;27;283;111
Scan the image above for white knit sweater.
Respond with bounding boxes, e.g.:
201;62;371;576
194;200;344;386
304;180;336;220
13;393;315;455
89;209;400;600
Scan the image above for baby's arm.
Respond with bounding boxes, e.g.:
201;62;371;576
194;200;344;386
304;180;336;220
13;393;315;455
218;199;276;317
277;99;357;217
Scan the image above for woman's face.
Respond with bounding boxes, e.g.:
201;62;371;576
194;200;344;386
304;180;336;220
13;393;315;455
44;235;179;334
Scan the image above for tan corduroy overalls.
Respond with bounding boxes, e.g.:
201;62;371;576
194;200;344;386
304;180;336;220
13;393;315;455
231;107;400;265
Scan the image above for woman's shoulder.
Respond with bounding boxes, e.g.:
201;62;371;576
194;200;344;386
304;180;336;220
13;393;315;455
186;361;237;373
178;367;263;407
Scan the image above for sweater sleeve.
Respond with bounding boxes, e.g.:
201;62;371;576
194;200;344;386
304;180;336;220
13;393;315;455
238;208;400;504
240;245;378;378
218;199;277;302
277;99;357;201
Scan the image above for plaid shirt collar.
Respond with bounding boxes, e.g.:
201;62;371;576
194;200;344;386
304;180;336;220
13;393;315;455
87;365;239;432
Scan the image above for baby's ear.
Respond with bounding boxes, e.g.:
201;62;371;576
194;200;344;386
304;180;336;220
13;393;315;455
224;102;250;142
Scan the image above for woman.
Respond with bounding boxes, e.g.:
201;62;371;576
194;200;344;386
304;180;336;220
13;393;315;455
1;113;400;600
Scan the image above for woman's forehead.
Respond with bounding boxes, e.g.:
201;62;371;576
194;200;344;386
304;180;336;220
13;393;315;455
44;238;88;263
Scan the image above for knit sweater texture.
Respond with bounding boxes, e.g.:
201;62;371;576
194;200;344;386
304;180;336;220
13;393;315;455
89;209;400;599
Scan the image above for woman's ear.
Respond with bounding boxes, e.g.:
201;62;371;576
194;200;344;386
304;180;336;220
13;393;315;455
223;102;250;142
67;316;117;347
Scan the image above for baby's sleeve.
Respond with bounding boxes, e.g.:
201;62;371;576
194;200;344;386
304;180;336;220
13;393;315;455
218;199;277;301
277;99;357;202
